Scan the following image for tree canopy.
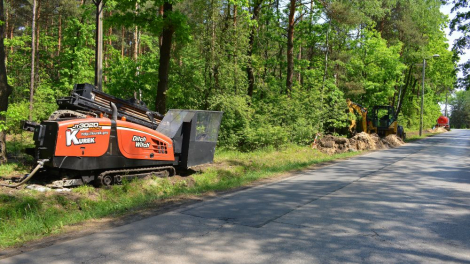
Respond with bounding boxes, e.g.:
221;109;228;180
0;0;458;151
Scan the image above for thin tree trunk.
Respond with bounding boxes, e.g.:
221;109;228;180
133;26;138;61
105;13;112;83
211;0;217;91
4;6;8;63
155;2;174;114
319;20;330;131
35;0;41;83
262;12;270;84
246;0;262;97
0;0;13;163
279;45;283;79
204;4;212;107
57;13;61;79
29;0;37;121
36;0;41;53
94;0;103;91
286;0;296;95
233;4;238;93
133;3;139;61
159;5;164;47
121;26;125;57
395;66;413;118
58;14;62;56
297;13;303;84
9;13;13;55
321;20;330;94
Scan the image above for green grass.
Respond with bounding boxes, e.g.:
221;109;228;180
1;133;35;179
404;130;444;143
0;163;29;177
0;144;360;249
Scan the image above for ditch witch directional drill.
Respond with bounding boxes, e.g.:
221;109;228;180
6;84;223;188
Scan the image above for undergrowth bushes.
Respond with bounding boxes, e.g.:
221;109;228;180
208;89;345;151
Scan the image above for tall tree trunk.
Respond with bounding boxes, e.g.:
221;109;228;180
286;0;296;95
0;0;12;163
4;6;8;63
29;0;37;121
233;4;237;93
36;0;41;53
158;5;164;47
94;0;103;91
58;14;62;57
105;13;112;83
395;66;413;118
133;3;139;61
210;0;217;91
297;11;304;84
246;0;262;98
57;13;62;79
262;11;270;84
155;2;174;114
278;45;283;79
9;13;13;55
133;25;138;61
321;20;330;95
35;0;41;83
121;26;125;57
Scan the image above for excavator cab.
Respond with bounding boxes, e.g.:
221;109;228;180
370;106;396;129
346;99;405;139
368;106;404;139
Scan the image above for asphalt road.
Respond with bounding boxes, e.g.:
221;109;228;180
2;130;470;264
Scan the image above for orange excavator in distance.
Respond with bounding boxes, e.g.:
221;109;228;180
347;99;405;139
5;84;223;188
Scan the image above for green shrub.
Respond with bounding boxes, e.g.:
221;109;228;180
242;124;289;151
209;94;253;148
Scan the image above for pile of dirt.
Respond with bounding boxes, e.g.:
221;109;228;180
382;134;405;148
315;132;405;154
317;135;351;155
426;127;448;133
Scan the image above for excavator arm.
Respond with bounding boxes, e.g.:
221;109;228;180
346;99;368;134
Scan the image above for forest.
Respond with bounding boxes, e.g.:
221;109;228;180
1;0;468;158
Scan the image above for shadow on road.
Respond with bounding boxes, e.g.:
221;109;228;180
5;131;470;264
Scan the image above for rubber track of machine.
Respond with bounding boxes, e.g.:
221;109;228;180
95;166;176;187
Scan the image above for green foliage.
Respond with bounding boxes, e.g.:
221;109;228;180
342;29;406;106
0;102;29;133
449;0;470;90
450;90;470;128
209;94;252;148
243;124;289;150
106;55;159;108
3;0;457;152
56;14;96;89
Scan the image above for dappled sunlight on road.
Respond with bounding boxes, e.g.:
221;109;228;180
3;130;470;264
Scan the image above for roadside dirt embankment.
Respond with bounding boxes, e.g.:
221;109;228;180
315;132;405;154
426;127;448;133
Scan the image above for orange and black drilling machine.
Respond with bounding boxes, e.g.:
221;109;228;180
19;84;223;187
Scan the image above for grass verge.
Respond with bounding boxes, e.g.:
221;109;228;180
0;144;360;249
404;130;445;142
